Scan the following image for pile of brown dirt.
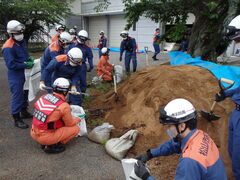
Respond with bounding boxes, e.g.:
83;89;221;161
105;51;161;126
89;65;234;179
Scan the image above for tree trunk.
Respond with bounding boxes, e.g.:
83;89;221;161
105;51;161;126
188;1;239;61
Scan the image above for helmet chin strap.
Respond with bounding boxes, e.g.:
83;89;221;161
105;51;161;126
173;124;187;143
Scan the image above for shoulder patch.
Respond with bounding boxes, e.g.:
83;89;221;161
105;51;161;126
56;54;67;62
49;41;60;52
182;130;219;169
2;38;15;50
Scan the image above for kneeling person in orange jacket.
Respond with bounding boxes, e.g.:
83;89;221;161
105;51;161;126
30;78;80;154
96;47;113;81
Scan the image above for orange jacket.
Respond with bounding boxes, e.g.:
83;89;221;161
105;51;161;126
51;33;59;43
32;92;80;132
96;55;113;75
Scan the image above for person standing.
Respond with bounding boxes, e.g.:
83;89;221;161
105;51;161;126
152;28;161;61
216;86;240;179
97;30;107;58
69;28;78;44
51;24;66;43
134;98;227;180
68;30;94;94
2;20;34;129
40;48;83;106
41;32;73;89
119;31;137;75
31;78;81;154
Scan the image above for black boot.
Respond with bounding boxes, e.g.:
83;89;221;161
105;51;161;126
20;108;33;119
152;55;159;61
12;113;29;129
43;143;65;154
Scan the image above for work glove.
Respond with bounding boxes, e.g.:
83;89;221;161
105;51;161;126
119;56;122;62
28;56;35;62
25;61;34;69
215;90;225;102
71;86;77;93
39;81;46;90
134;160;150;180
135;150;153;163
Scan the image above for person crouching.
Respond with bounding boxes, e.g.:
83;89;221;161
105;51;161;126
30;78;81;154
96;47;113;81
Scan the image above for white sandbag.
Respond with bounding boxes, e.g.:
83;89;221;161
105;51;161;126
24;58;41;101
88;122;115;144
121;158;141;180
105;130;138;160
114;65;123;84
70;105;87;136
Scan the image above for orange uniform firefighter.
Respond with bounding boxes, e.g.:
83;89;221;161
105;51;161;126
96;47;113;81
31;78;80;154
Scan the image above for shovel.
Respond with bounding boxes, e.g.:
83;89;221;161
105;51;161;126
201;78;234;121
43;86;90;96
113;74;119;102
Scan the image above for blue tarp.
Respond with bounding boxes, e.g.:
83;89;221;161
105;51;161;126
169;51;240;89
93;47;145;53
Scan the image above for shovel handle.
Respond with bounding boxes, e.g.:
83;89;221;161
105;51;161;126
210;101;217;113
220;78;234;85
113;75;117;93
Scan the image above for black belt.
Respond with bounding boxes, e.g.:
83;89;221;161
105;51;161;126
236;104;240;111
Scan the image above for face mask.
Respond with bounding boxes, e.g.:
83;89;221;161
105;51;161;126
14;34;24;41
71;35;75;39
69;61;77;67
167;129;176;139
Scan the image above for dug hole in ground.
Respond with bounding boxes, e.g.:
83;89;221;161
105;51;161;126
90;65;234;179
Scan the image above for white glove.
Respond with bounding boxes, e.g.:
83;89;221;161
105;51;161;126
71;86;77;92
39;82;46;91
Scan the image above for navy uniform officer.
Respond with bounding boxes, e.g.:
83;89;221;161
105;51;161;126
40;48;83;106
119;31;137;75
68;30;93;94
2;20;34;129
134;98;227;180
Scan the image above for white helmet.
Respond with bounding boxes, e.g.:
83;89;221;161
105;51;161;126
55;24;66;31
160;98;197;125
99;30;104;35
7;20;25;34
52;78;70;93
77;30;89;43
120;31;129;39
59;32;73;44
101;47;109;55
69;28;76;35
67;47;83;66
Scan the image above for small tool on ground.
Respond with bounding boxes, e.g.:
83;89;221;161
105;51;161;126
201;78;234;121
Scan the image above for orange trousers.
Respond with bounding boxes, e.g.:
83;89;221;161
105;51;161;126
97;72;113;81
30;126;80;145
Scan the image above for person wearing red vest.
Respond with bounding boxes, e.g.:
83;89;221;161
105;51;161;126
31;78;81;154
96;47;113;81
152;28;161;61
97;30;107;58
134;98;227;180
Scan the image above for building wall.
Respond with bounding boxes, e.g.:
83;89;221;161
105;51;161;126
82;0;124;15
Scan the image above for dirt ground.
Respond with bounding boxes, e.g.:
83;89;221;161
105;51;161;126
90;65;235;179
